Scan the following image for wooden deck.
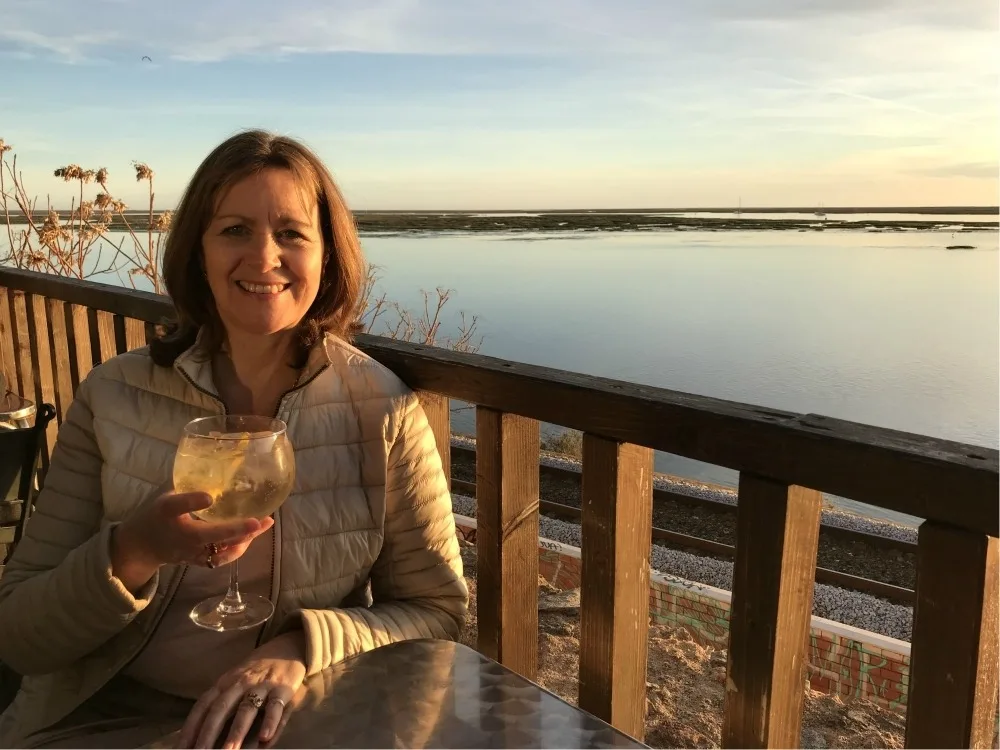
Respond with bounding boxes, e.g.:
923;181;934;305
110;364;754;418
1;265;998;748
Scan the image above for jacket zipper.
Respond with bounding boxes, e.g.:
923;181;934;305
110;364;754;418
256;362;330;646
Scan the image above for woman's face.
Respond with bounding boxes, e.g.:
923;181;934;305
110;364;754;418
202;168;324;343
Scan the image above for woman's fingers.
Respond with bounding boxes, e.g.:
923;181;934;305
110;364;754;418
196;682;246;749
177;685;219;748
210;541;252;567
189;517;265;546
258;687;296;744
223;688;269;750
157;490;214;517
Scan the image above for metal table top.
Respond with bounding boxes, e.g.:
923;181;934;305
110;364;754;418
151;639;646;749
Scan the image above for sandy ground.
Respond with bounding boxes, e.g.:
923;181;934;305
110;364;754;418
458;545;910;749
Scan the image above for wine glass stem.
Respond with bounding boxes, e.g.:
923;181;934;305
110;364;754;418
218;559;246;615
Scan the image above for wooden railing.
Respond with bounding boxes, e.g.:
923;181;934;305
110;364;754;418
1;265;998;748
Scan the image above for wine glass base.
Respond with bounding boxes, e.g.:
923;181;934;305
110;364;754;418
189;595;274;632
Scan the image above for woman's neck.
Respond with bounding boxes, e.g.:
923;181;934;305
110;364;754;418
212;330;300;416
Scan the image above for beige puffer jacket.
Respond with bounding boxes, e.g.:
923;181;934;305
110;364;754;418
0;331;468;746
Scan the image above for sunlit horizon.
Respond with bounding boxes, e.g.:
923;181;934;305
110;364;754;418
3;0;997;210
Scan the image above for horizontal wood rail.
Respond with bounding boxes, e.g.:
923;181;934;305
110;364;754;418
2;265;997;748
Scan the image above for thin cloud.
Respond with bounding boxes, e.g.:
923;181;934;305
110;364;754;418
909;162;998;180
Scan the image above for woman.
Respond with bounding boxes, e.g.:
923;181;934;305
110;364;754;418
0;130;468;749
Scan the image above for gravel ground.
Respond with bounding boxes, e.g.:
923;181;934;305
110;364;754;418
452;492;914;641
450;434;918;591
459;546;912;750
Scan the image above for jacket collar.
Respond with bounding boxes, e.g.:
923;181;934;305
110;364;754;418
173;327;335;399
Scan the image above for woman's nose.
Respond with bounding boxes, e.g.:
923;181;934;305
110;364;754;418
245;231;282;270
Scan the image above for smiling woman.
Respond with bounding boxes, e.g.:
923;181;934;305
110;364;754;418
152;131;366;375
0;129;468;749
202;169;326;341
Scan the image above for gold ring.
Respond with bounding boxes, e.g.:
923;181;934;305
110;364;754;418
267;697;286;709
243;692;265;710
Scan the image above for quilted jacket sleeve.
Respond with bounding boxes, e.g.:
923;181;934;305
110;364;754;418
294;392;469;675
0;374;158;675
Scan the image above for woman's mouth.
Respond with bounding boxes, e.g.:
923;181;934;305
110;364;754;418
235;280;290;295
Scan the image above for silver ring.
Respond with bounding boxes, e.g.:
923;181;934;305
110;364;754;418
267;697;286;709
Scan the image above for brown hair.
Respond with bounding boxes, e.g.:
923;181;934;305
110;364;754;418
149;129;365;367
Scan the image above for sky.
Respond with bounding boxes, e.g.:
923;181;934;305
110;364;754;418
1;0;998;209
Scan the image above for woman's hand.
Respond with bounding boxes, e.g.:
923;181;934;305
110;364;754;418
112;491;272;593
177;632;308;749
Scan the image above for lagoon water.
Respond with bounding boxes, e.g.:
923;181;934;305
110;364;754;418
361;228;998;525
5;224;998;524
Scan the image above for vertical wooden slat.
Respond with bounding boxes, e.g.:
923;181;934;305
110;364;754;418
10;291;34;404
113;314;127;354
415;390;450;485
579;435;653;741
0;287;18;392
475;406;539;679
68;303;94;388
94;309;116;363
45;298;75;424
723;475;822;749
124;317;146;352
905;524;999;749
28;295;58;460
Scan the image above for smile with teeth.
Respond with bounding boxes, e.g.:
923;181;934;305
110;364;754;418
236;281;290;295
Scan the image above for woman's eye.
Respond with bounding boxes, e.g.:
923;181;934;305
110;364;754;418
222;225;247;237
278;229;305;241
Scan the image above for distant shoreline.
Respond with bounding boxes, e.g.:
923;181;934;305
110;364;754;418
6;208;998;234
355;205;1000;215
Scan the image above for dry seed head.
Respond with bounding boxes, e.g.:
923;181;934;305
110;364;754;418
54;165;83;181
133;162;153;181
96;168;109;185
94;192;112;209
0;139;11;154
153;210;173;231
39;209;71;245
81;169;96;184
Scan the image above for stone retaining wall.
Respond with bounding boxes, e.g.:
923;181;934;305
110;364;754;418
453;513;911;713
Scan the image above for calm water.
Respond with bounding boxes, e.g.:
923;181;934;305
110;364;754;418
6;225;997;524
360;229;998;525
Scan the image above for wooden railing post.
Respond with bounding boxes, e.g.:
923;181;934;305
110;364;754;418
723;474;822;749
124;317;146;352
45;299;75;425
0;287;17;391
67;303;94;388
475;406;539;680
579;434;653;741
905;523;999;749
93;309;116;363
27;295;58;459
414;390;450;485
9;290;33;403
